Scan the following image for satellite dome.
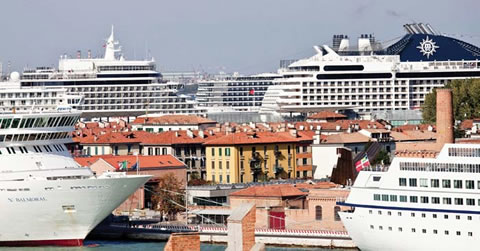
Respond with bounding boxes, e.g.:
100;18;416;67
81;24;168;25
10;71;20;82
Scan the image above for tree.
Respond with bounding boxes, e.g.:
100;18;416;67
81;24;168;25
372;150;391;166
151;173;185;220
422;79;480;123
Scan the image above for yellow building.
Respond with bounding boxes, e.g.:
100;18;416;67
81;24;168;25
204;132;301;183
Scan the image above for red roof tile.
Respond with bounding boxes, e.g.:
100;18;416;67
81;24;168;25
75;154;186;170
203;132;301;146
230;184;307;198
308;111;347;120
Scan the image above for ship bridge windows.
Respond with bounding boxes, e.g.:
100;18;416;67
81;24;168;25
408;178;417;187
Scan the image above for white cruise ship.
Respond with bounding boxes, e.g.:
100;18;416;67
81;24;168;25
19;27;201;119
0;85;151;246
339;143;480;251
261;23;480;115
196;73;280;113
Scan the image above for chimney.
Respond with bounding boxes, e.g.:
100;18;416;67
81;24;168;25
186;130;193;138
198;130;204;138
175;131;179;137
289;129;297;138
87;49;92;59
436;89;454;145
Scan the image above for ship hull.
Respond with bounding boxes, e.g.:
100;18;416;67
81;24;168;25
0;175;150;246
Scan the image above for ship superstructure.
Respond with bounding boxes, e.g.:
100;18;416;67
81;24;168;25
0;84;150;246
20;27;201;118
196;73;280;113
339;143;480;251
261;23;480;115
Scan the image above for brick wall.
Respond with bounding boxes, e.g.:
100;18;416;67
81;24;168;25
241;206;256;251
164;232;200;251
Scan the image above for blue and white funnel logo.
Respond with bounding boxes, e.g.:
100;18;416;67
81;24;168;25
417;36;439;59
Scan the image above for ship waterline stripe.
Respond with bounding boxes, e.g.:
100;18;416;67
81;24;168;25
337;201;480;215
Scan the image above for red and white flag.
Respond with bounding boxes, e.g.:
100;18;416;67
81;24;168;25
355;154;370;172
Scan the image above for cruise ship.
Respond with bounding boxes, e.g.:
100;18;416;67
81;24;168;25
196;73;280;113
338;89;478;251
261;23;480;116
19;27;201;119
0;83;151;246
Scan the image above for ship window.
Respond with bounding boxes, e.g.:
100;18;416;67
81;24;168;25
466;180;474;189
468;216;472;220
410;196;418;203
457;231;461;236
411;228;416;233
379;226;383;230
442;179;451;188
431;179;439;188
411;212;415;217
443;198;452;205
373;194;381;201
433;214;437;218
454;180;463;189
399;195;407;202
467;198;475;206
398;212;402;216
389;195;397;202
381;195;389;201
409;178;417;187
468;232;473;237
456;215;461;220
422;213;426;218
398;227;402;232
11;118;20;129
445;230;449;235
421;196;429;203
444;215;449;219
432;197;440;204
62;205;76;213
399;178;407;186
370;225;374;229
373;176;381;181
419;178;428;187
422;229;427;234
455;198;464;205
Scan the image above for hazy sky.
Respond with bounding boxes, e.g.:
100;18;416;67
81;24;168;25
0;0;478;75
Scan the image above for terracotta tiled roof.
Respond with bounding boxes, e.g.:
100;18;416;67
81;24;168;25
394;124;435;132
203;132;301;146
308;111;347;120
395;142;442;152
132;115;216;125
230;184;307;198
75;154;186;170
460;120;474;130
390;130;436;141
321;132;371;144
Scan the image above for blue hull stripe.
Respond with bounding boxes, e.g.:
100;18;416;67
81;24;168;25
337;201;480;215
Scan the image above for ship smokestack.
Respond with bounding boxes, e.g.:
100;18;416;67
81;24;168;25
436;89;454;146
77;50;81;59
87;50;92;59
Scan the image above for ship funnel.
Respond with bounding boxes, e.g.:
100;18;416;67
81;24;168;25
338;38;349;52
358;35;372;52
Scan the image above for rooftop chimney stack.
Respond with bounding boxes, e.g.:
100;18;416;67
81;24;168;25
436;89;454;146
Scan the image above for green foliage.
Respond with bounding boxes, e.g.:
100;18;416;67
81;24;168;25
152;173;185;219
372;150;391;166
422;79;480;123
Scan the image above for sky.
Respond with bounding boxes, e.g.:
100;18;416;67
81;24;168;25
0;0;479;75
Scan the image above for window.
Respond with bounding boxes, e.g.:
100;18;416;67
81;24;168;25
381;195;389;201
225;148;231;156
400;195;407;202
398;227;402;232
454;180;463;189
469;232;473;237
334;206;341;221
226;161;230;170
410;196;418;203
433;214;437;218
240;147;243;156
411;212;415;217
374;194;381;201
443;198;452;205
219;161;222;169
219;148;222;156
211;148;215;156
457;231;461;236
421;196;429;203
411;228;416;233
315;206;322;220
456;215;460;220
442;179;451;188
431;179;439;188
211;161;215;169
422;229;427;234
445;230;449;235
409;178;417;187
433;229;438;234
467;198;475;206
419;178;428;187
399;178;407;186
370;225;374;229
444;215;449;219
455;198;464;205
432;197;440;204
389;195;397;202
466;180;474;189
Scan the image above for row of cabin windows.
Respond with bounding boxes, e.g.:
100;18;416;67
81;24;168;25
399;162;480;173
374;193;479;206
0;132;70;142
369;209;477;221
1;144;65;155
315;206;341;221
0;116;78;130
448;147;480;157
211;148;231;157
399;177;477;189
370;224;473;237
